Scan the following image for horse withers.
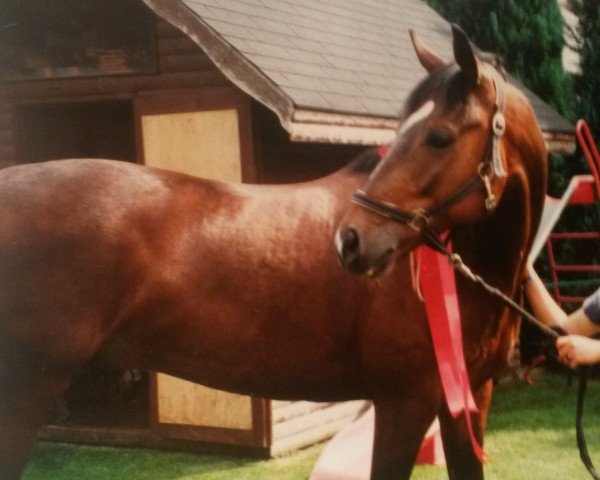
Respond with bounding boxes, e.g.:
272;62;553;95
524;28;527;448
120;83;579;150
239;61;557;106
336;25;547;479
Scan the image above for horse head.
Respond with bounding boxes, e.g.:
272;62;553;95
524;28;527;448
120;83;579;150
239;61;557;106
335;25;547;277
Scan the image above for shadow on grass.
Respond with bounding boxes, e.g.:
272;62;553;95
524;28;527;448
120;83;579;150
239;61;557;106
24;442;323;480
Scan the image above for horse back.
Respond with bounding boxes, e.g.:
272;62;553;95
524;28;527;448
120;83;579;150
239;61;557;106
0;158;374;400
0;159;181;369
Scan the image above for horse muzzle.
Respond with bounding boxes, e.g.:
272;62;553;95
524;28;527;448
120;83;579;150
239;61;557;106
334;225;399;277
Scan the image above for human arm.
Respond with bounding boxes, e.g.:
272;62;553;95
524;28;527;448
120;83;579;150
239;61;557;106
556;335;600;368
523;264;600;337
523;266;600;366
522;264;568;329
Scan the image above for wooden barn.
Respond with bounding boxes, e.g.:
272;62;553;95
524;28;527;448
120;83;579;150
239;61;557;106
0;0;575;456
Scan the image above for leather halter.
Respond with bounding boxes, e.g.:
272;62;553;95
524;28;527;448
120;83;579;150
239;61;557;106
352;74;507;253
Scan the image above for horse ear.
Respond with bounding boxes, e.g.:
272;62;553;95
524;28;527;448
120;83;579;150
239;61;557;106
451;24;480;87
409;29;445;72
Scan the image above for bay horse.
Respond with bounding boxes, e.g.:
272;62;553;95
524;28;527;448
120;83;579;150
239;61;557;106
336;25;547;479
0;27;544;480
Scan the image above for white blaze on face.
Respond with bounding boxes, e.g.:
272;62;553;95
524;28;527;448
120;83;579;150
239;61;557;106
397;100;435;139
334;227;345;257
369;100;436;179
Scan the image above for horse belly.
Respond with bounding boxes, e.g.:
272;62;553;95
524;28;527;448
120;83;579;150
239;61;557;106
106;209;370;401
103;284;367;402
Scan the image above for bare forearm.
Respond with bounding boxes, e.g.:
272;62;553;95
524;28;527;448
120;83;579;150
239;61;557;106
523;267;567;328
523;267;600;337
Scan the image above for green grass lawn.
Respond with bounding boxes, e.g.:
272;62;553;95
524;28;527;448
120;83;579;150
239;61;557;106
23;371;600;480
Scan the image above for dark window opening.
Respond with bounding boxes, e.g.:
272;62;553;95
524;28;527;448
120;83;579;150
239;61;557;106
50;363;150;430
1;0;156;81
17;100;135;163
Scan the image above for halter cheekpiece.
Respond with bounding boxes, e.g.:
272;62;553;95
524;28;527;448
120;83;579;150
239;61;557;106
352;73;507;250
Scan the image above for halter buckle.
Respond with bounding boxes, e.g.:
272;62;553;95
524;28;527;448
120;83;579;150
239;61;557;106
408;208;430;232
478;163;497;213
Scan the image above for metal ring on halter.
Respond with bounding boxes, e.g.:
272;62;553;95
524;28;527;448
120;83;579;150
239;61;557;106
407;208;430;232
492;111;506;136
477;162;493;179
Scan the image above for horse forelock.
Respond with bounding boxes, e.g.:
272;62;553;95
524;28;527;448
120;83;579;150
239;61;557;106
402;64;469;118
404;48;508;121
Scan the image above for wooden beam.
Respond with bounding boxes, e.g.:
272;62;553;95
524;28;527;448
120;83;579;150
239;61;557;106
0;71;229;100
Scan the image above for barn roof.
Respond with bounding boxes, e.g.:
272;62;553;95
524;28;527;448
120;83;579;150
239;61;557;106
143;0;575;151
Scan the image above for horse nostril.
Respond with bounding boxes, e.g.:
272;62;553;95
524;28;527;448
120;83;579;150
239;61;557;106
339;227;360;265
342;227;359;252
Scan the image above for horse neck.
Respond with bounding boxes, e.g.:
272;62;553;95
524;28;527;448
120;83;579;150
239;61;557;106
450;169;535;345
449;101;547;380
452;86;547;310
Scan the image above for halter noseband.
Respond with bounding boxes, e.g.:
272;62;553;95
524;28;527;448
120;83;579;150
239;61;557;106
352;74;507;253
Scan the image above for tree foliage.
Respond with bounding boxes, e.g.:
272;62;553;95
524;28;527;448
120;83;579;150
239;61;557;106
426;0;574;118
572;0;600;137
427;1;599;301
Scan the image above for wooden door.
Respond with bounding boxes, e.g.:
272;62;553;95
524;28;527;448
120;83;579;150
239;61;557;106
135;87;268;449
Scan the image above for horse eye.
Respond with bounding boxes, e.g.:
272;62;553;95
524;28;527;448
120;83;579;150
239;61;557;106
425;130;454;149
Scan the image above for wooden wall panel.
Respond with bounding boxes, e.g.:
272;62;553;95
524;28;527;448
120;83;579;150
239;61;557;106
156;19;216;73
0;102;16;168
141;108;242;181
270;400;368;455
137;89;264;446
156;374;253;430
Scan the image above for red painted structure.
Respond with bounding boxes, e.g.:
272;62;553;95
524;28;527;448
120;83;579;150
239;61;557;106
545;120;600;305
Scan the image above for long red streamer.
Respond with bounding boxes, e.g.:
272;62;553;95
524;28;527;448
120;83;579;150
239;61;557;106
376;144;484;461
418;245;486;462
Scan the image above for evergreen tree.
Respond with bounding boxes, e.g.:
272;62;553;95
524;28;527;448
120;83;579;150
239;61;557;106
572;0;600;138
426;0;575;119
428;1;599;305
569;0;600;278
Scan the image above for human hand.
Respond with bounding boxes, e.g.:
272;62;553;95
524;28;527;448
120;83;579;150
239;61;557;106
556;335;600;368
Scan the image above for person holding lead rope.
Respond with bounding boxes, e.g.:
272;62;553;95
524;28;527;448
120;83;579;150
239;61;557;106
524;264;600;368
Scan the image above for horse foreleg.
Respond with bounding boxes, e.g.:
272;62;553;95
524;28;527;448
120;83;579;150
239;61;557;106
0;369;74;480
438;379;493;480
370;394;440;480
0;405;44;480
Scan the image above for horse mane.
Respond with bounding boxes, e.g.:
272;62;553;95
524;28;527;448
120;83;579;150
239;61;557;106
472;46;507;79
346;147;381;174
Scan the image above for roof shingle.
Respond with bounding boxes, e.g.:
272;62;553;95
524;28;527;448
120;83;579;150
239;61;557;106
173;0;573;134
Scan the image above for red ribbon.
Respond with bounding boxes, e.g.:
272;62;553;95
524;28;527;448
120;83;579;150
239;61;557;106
378;145;390;158
418;245;486;463
375;144;484;461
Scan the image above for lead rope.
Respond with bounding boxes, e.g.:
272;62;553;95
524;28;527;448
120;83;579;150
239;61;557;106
416;219;599;476
448;252;560;339
357;183;598;476
441;244;599;480
359;69;594;472
577;366;600;480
